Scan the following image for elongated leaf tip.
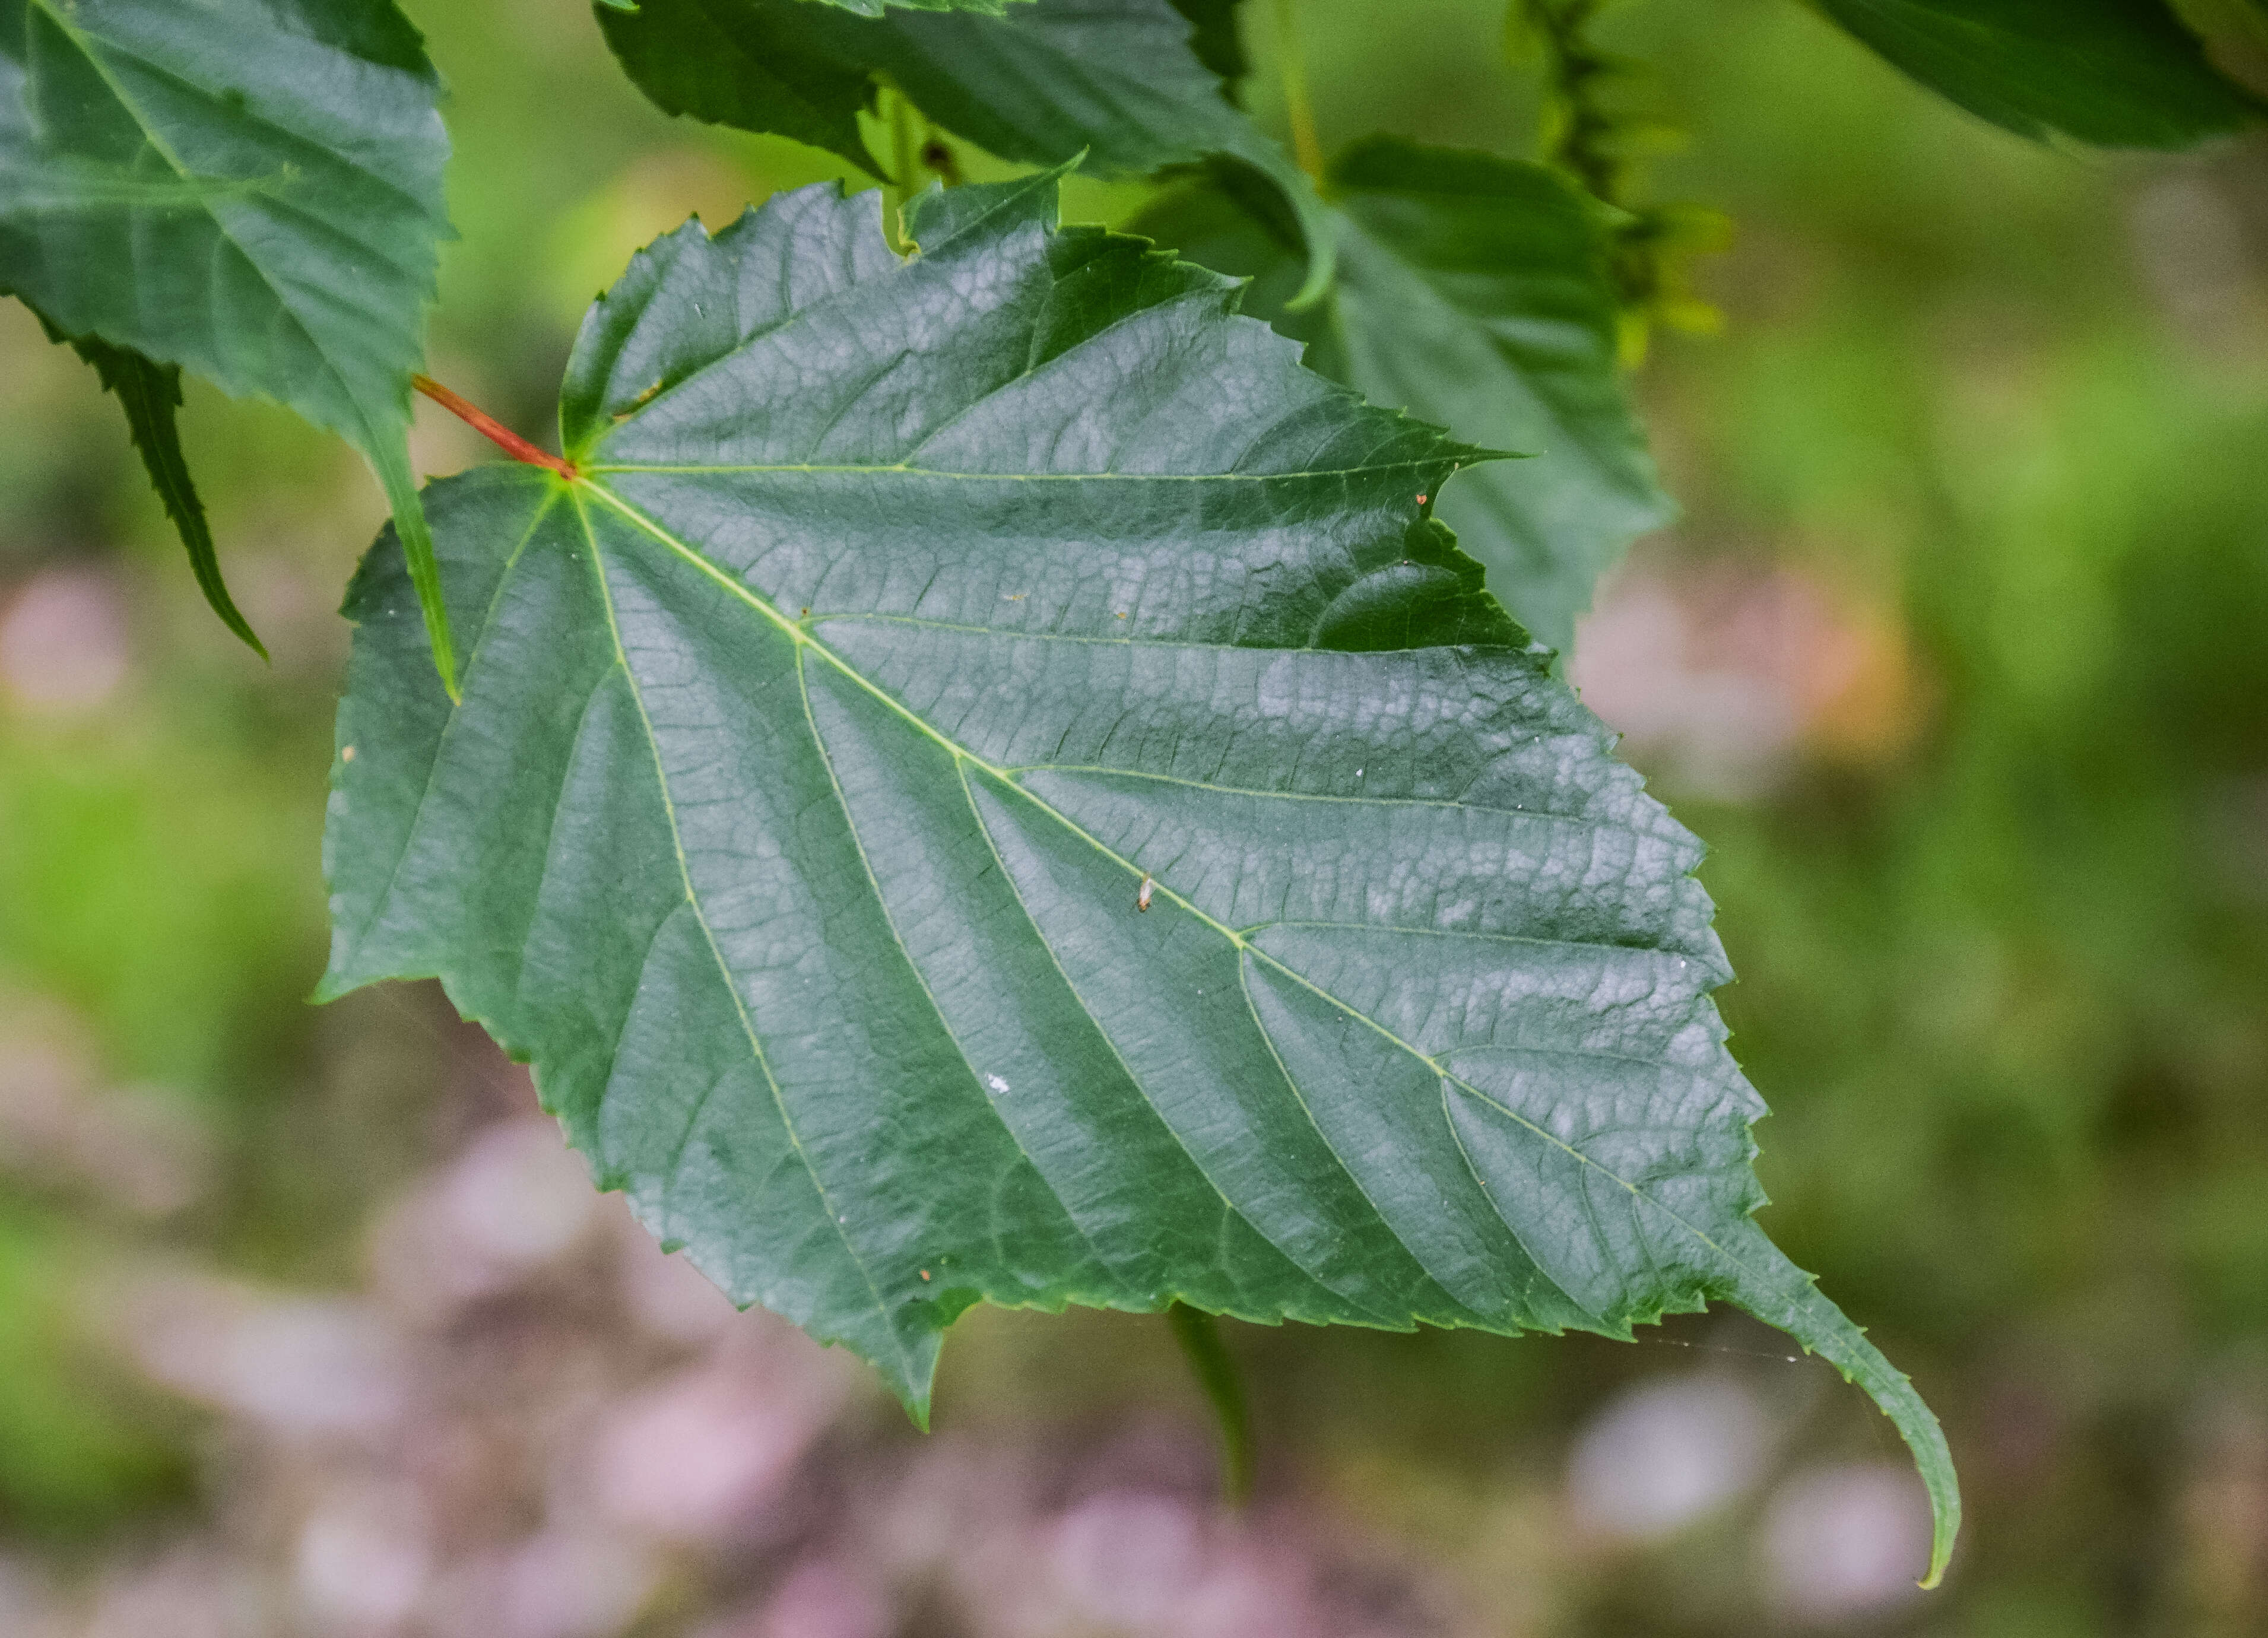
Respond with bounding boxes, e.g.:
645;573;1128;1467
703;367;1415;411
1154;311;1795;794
1712;1229;1958;1587
878;1333;942;1432
53;331;269;661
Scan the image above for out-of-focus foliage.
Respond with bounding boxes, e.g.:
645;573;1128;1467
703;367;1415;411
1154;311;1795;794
1810;0;2263;148
1;0;2264;1633
0;1205;190;1535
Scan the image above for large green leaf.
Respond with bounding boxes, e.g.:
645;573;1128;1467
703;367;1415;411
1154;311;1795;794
595;0;1332;299
0;0;458;684
1811;0;2263;147
319;173;1957;1583
1135;138;1673;653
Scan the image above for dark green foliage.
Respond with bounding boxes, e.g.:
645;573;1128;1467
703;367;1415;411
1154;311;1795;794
1168;0;1247;87
1813;0;2263;147
593;0;1334;296
318;174;1956;1580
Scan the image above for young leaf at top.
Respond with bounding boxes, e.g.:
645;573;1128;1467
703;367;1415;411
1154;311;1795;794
1135;138;1674;653
0;0;459;685
321;173;1957;1582
595;0;1334;299
1811;0;2264;147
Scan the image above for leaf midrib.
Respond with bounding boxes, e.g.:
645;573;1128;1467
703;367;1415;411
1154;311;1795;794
579;472;1421;1332
589;459;1464;482
40;8;439;219
947;752;1361;1320
573;471;1765;1322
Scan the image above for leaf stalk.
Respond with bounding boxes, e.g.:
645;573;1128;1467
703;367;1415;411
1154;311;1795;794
1269;0;1325;182
412;374;578;480
879;84;922;254
1168;1303;1255;1506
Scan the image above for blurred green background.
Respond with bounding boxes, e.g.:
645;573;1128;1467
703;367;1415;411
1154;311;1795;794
2;1;2264;1633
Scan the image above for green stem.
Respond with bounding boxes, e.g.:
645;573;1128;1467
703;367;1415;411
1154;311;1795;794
369;431;459;701
1168;1303;1254;1504
883;84;921;253
1270;0;1325;181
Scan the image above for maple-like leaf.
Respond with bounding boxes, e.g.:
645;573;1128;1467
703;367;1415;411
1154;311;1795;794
321;174;1958;1583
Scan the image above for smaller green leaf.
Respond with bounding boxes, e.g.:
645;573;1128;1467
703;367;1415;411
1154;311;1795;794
584;0;1038;12
1812;0;2264;147
756;0;1032;13
37;313;265;659
370;436;461;703
1135;138;1673;653
1;0;460;691
596;0;877;162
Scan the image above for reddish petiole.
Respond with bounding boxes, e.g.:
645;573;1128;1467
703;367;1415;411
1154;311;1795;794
412;374;578;480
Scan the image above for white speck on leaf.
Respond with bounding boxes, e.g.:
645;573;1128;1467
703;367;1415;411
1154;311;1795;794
985;1074;1009;1094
